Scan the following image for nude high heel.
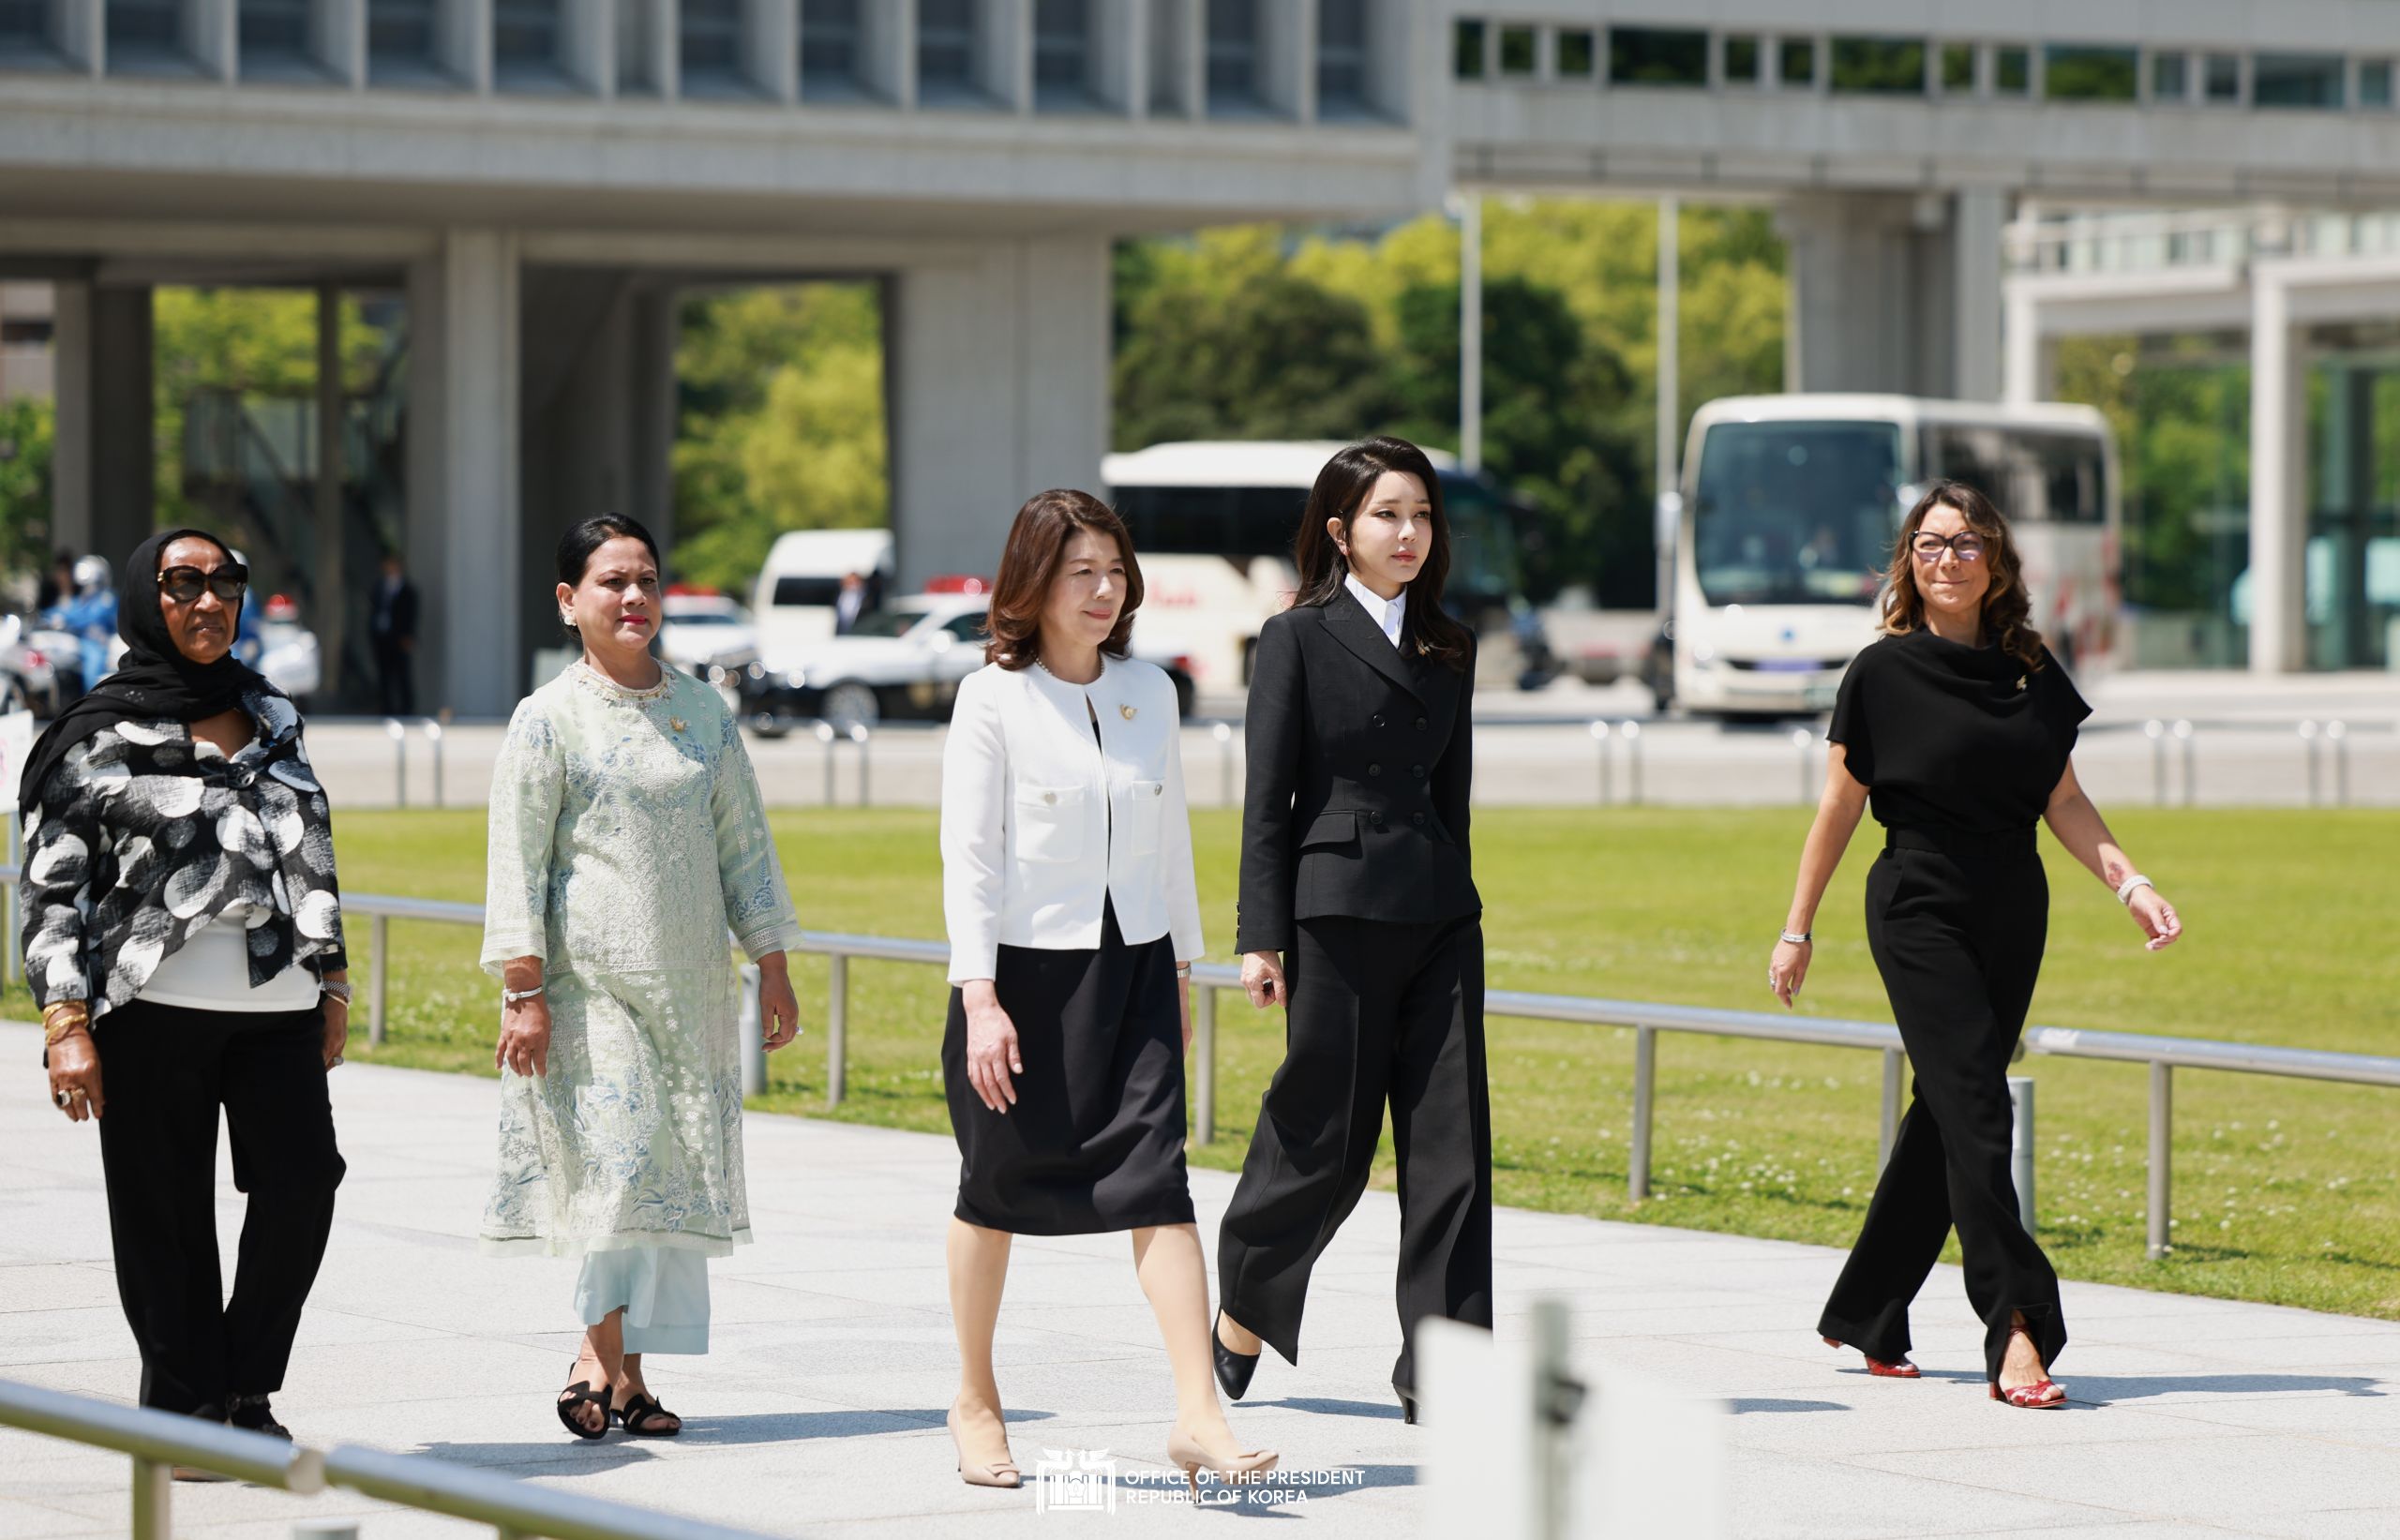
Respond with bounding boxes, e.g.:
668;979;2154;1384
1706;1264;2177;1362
1167;1427;1278;1495
948;1404;1023;1488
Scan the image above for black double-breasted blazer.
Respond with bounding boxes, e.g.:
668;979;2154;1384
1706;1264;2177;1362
1233;596;1481;956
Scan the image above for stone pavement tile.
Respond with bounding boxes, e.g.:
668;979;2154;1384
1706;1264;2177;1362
2068;1366;2396;1409
0;1499;113;1540
1723;1447;2147;1538
1846;1430;2400;1530
0;1268;120;1318
2116;1385;2400;1446
2249;1506;2400;1540
1948;1516;2265;1525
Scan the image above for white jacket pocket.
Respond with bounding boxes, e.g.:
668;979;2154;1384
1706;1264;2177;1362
1122;780;1165;856
1012;783;1088;863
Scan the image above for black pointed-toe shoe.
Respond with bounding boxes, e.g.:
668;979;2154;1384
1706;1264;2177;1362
1212;1311;1260;1401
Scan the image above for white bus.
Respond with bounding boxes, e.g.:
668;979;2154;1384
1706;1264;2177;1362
1102;441;1536;693
1668;395;2121;716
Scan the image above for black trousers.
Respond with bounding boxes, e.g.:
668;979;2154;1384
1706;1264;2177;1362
93;999;345;1416
373;638;414;717
1818;830;2066;1385
1217;913;1492;1395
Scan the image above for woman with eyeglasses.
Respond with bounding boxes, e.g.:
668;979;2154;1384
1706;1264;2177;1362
20;531;351;1466
1769;481;2182;1411
481;515;802;1442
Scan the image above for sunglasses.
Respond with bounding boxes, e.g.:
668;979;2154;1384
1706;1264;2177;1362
1909;532;1987;563
157;563;250;605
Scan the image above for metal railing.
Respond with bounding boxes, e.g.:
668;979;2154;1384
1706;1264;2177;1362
313;893;2400;1267
0;1377;777;1539
17;879;2400;1264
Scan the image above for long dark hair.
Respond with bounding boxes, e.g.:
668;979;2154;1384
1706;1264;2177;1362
1881;480;2045;671
982;489;1145;669
1291;436;1473;670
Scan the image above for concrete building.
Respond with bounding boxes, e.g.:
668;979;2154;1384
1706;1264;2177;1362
7;2;2400;709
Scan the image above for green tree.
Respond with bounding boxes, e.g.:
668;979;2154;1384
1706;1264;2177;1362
0;395;56;576
1114;230;1397;449
671;283;889;592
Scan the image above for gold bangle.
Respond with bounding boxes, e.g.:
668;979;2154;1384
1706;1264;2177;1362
42;1004;90;1045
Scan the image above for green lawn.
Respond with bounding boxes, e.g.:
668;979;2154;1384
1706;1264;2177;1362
14;807;2399;1319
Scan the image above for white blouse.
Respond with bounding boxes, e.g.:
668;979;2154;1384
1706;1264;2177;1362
939;655;1206;983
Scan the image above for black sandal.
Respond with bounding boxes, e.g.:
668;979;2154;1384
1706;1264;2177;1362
556;1380;613;1441
614;1392;682;1438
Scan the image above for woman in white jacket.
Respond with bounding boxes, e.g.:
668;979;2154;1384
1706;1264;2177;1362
939;489;1275;1495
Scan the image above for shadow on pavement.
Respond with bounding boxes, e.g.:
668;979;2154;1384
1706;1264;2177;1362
2066;1372;2389;1404
1244;1396;1406;1422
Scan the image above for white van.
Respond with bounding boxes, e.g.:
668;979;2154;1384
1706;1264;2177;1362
750;528;895;665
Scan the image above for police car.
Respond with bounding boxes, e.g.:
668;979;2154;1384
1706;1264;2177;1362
737;581;1196;735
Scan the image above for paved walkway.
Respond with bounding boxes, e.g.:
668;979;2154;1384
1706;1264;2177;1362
3;1022;2398;1538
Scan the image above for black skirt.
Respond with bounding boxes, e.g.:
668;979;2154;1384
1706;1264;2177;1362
942;901;1196;1234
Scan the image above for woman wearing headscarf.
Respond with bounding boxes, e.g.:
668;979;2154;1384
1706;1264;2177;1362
20;530;350;1461
481;515;802;1441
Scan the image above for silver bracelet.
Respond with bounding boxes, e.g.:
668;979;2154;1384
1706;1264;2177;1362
502;983;548;1005
2114;874;2154;905
319;981;353;1003
1779;930;1812;946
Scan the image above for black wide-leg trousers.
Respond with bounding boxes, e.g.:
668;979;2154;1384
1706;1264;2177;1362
1217;913;1492;1396
1818;831;2066;1385
92;1000;345;1417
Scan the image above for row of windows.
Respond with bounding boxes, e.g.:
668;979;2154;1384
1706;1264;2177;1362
1455;21;2397;112
0;0;1385;118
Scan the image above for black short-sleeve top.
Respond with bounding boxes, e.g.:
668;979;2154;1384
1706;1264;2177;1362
1827;630;2091;834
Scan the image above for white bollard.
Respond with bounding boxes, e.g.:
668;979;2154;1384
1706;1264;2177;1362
738;963;764;1098
1422;1300;1726;1540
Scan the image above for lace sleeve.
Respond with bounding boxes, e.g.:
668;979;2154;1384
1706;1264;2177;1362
481;699;564;976
711;707;800;962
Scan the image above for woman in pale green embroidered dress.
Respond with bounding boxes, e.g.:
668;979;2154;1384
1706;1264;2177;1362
481;516;802;1441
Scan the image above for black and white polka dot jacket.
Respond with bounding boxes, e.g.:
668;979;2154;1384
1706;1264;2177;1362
18;688;348;1021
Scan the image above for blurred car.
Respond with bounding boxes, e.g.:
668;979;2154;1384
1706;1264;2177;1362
661;591;758;677
0;612;63;716
740;591;1197;735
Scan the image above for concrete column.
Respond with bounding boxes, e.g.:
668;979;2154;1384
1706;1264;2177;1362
1093;0;1143;115
2001;284;2052;405
441;0;492;91
314;284;349;698
48;279;92;558
2246;268;2306;675
89;288;154;568
744;0;795;100
191;0;236;79
861;0;912;106
982;0;1030;111
1778;193;1914;394
887;235;1110;587
1782;189;2007;399
562;0;615;95
406;231;520;717
315;0;367;85
54;0;102;74
1953;187;2006;402
1149;0;1200;116
1261;0;1312;122
630;287;679;557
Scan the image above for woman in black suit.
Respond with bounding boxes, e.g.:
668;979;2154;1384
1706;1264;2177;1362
1210;436;1488;1425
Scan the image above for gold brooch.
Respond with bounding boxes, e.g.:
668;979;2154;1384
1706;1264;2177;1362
1119;704;1137;721
670;717;688;733
2014;677;2027;693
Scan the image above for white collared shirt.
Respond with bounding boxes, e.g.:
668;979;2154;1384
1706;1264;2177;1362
1344;572;1407;649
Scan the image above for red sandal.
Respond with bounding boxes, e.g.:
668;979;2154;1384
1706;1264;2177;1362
1822;1335;1921;1378
1990;1380;2066;1408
